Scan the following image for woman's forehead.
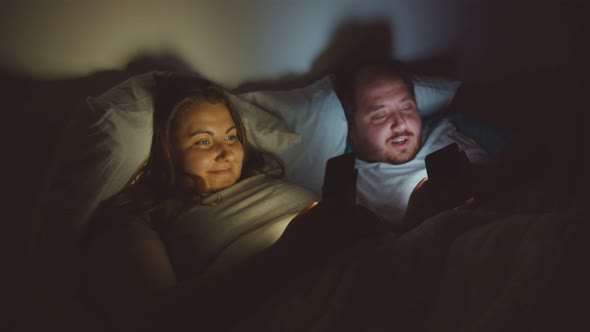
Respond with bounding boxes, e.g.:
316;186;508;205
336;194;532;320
176;102;235;133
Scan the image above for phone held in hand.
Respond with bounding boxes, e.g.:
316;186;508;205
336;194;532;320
425;143;470;182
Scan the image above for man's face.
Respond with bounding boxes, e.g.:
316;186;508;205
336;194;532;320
349;73;422;164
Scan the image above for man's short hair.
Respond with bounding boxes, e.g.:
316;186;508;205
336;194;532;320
335;60;415;126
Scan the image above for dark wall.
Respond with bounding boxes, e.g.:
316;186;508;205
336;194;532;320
452;0;589;193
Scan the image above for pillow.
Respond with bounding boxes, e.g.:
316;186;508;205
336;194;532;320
37;72;158;236
35;71;461;239
228;75;461;192
233;76;347;194
411;74;462;117
230;96;302;155
36;71;301;236
447;114;514;156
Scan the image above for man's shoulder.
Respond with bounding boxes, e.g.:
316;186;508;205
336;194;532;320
422;116;456;138
421;115;490;163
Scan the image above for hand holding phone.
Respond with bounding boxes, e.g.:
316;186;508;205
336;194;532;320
403;144;478;228
425;143;470;182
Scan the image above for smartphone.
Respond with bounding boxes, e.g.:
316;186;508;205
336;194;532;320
425;143;470;182
322;152;357;205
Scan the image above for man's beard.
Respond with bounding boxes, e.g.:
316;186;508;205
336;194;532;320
383;142;419;164
357;134;420;164
383;130;420;164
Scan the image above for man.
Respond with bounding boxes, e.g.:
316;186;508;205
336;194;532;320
336;62;489;226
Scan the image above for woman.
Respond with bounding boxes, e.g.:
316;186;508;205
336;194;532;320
83;75;318;331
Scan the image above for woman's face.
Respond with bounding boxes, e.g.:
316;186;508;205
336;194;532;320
173;101;244;193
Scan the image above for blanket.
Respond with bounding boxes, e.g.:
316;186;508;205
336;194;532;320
160;174;318;279
222;182;589;332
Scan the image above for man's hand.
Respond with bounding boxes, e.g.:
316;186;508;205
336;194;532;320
402;177;477;230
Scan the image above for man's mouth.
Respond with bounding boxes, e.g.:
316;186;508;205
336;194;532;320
389;136;410;147
393;138;407;144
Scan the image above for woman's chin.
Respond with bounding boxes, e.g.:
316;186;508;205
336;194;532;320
205;179;239;193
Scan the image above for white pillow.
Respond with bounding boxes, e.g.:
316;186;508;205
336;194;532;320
234;76;347;194
36;71;301;235
36;71;461;237
221;74;462;193
37;72;157;236
87;72;302;198
412;74;462;117
229;95;301;156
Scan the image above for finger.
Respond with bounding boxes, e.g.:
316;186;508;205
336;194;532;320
413;177;429;192
461;196;478;209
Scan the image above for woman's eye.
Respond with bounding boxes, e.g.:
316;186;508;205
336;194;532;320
195;139;211;146
225;135;238;142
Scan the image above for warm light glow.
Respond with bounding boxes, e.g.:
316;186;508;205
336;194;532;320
295;201;319;218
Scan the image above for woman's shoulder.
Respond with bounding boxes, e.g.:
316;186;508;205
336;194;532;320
84;186;166;248
82;210;161;261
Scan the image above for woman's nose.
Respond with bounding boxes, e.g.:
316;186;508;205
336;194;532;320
215;142;235;161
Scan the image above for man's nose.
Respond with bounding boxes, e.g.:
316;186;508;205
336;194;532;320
390;112;407;131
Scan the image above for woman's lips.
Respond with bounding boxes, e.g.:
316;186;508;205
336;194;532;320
208;168;232;175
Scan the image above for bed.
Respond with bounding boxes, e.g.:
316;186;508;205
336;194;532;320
20;70;590;332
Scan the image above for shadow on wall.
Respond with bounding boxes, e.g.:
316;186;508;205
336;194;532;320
312;19;459;79
232;19;458;93
232;20;393;93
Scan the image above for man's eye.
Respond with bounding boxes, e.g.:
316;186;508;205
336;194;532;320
372;113;388;122
401;103;415;111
